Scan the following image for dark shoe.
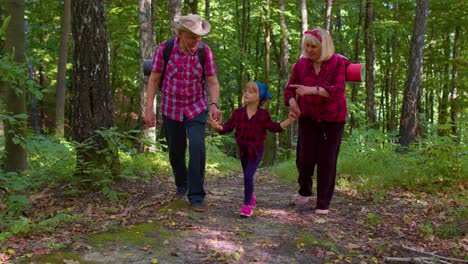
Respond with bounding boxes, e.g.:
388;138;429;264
191;201;206;212
175;188;187;198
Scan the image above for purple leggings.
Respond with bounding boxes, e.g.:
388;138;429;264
240;151;263;205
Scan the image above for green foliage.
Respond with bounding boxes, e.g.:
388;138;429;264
337;129;466;194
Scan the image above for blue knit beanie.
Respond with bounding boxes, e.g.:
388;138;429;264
255;81;272;102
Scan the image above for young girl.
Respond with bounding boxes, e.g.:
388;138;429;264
210;81;296;217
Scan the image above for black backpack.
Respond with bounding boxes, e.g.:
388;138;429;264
143;38;206;82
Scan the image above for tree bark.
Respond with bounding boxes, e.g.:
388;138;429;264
325;0;333;32
185;0;198;14
365;0;377;128
349;0;363;134
2;0;27;172
55;0;71;137
168;0;182;37
450;26;460;141
301;0;307;33
238;0;248;107
398;0;429;147
139;0;155;151
71;0;116;174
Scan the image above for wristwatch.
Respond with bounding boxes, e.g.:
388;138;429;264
210;102;220;109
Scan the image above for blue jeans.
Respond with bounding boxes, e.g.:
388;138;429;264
163;111;207;203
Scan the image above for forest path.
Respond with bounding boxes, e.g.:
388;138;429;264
25;169;465;263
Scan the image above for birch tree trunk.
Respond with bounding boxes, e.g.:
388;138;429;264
325;0;333;32
168;0;182;37
450;26;460;141
139;0;155;151
398;0;429;147
55;0;71;137
301;0;307;33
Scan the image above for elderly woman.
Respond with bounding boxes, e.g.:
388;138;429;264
284;27;348;215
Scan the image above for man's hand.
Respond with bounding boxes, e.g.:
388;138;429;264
145;106;155;128
210;104;222;123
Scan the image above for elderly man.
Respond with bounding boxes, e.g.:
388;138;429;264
145;14;221;212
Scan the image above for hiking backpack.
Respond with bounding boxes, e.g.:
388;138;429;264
143;38;206;82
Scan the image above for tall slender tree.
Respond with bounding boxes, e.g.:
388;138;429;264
325;0;333;32
71;0;116;174
139;0;155;151
399;0;429;147
2;0;27;172
364;0;377;128
55;0;71;137
450;26;460;140
168;0;181;37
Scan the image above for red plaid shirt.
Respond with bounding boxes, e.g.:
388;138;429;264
284;54;348;122
219;106;283;160
151;38;217;121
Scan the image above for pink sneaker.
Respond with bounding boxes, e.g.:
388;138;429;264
239;205;253;217
249;193;256;208
296;195;310;205
315;209;329;215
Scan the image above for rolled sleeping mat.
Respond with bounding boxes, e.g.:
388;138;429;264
346;63;365;82
143;59;152;76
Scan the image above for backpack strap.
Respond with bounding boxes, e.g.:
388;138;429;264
198;42;206;81
161;38;175;81
161;38;206;83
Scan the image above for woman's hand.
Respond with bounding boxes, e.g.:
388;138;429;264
290;84;316;96
288;98;301;118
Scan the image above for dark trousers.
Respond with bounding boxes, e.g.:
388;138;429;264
163;111;207;203
296;118;345;210
240;151;263;205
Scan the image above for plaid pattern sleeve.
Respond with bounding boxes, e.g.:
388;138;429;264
220;107;282;160
284;54;348;122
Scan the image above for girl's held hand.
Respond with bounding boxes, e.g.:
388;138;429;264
209;116;223;131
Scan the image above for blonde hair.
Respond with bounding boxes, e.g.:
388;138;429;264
301;27;335;62
242;81;260;106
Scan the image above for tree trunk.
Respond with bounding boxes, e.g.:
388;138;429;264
398;0;429;147
301;0;307;33
168;0;182;37
205;0;210;21
185;0;198;14
273;0;290;163
71;0;116;175
437;33;450;135
365;0;377;129
349;0;363;134
238;0;248;107
325;0;333;32
2;0;27;172
450;26;460;141
264;0;271;86
55;0;71;137
139;0;156;152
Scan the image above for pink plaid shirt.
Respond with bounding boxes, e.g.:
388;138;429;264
284;54;348;122
151;38;217;121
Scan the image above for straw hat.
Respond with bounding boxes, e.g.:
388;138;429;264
172;14;211;36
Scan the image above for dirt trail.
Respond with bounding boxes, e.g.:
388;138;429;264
26;169;465;263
